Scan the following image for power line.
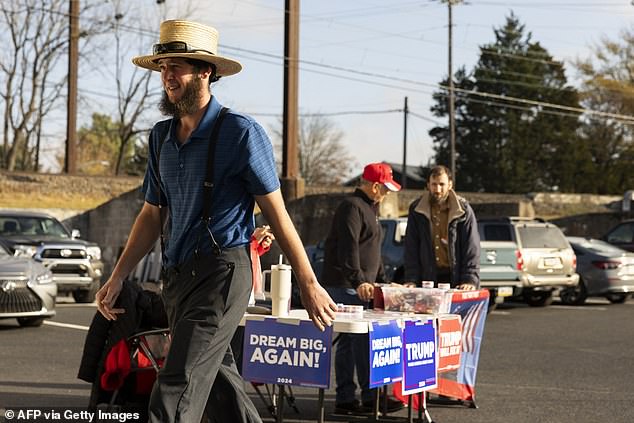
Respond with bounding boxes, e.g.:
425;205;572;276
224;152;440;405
249;109;403;118
6;1;632;125
227;44;634;123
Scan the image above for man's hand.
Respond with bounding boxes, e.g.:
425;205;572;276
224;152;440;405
253;225;274;249
299;281;337;331
356;282;375;302
95;277;125;321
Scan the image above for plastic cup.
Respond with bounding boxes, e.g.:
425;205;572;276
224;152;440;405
270;264;292;317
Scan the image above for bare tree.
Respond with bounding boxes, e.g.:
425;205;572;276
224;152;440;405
0;1;68;170
0;0;109;171
272;115;355;185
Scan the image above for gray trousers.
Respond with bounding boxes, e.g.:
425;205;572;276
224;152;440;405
149;245;262;423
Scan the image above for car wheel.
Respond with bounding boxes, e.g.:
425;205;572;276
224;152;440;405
559;280;587;306
523;289;553;307
17;317;44;327
605;293;629;304
72;281;99;303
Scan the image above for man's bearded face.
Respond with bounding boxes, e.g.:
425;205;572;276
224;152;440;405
159;75;204;118
428;173;452;204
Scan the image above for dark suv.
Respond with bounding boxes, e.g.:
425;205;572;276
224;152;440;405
0;211;103;303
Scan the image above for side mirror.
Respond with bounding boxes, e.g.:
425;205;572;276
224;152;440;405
71;229;81;239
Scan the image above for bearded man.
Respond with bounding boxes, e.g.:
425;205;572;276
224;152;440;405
403;165;480;289
95;20;335;423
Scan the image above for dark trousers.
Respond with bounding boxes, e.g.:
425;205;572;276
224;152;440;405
325;287;373;405
149;246;262;423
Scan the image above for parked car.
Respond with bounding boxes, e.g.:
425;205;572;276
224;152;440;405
560;237;634;305
0;211;103;303
478;217;579;306
602;219;634;252
0;241;56;327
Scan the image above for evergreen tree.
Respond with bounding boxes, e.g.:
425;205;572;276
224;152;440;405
430;13;583;193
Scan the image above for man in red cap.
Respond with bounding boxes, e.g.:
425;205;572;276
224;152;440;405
320;162;404;415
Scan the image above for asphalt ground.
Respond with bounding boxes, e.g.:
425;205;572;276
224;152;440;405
1;296;633;423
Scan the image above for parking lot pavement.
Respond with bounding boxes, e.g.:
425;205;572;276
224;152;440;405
2;299;633;423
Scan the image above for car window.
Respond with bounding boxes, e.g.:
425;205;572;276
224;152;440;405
394;221;407;243
517;226;569;249
605;223;634;244
0;216;70;238
481;224;513;241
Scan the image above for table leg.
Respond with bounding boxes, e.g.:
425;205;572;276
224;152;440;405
276;385;285;423
318;388;325;423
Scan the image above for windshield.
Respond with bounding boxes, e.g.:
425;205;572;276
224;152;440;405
517;226;569;249
0;216;70;238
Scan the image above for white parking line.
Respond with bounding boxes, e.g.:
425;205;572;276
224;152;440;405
55;302;96;307
43;320;89;331
550;305;607;311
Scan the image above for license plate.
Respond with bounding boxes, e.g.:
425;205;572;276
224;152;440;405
497;287;513;297
544;257;562;268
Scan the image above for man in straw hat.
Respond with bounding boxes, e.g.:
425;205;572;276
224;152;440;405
95;20;337;422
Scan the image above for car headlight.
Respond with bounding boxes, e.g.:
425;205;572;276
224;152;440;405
86;246;102;261
14;245;37;257
35;271;54;285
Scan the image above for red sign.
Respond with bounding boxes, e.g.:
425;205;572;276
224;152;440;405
436;315;462;373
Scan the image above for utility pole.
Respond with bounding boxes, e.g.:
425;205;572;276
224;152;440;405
281;0;304;201
65;0;79;174
444;0;462;185
401;96;408;189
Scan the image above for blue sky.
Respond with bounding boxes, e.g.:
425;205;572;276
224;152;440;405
71;0;634;176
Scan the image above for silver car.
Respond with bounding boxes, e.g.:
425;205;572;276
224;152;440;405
560;237;634;305
0;242;56;327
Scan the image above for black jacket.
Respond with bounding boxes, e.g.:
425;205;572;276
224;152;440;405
403;191;480;288
77;283;167;384
321;189;385;289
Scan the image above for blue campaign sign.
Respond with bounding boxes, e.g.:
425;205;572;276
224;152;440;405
401;319;438;395
369;320;403;388
242;319;333;388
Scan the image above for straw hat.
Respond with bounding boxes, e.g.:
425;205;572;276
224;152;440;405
132;20;242;77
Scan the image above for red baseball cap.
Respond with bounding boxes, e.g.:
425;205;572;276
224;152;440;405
362;163;401;192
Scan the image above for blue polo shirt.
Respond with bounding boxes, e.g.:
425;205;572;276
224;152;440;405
142;96;280;267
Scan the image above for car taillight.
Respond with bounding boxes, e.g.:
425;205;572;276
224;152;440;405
515;250;524;271
572;254;577;271
591;260;621;270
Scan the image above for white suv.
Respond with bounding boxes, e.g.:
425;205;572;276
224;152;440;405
478;217;579;306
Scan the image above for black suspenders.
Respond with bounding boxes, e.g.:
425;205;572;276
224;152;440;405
155;106;230;265
197;106;229;256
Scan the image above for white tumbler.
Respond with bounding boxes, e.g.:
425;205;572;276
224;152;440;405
270;263;292;317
